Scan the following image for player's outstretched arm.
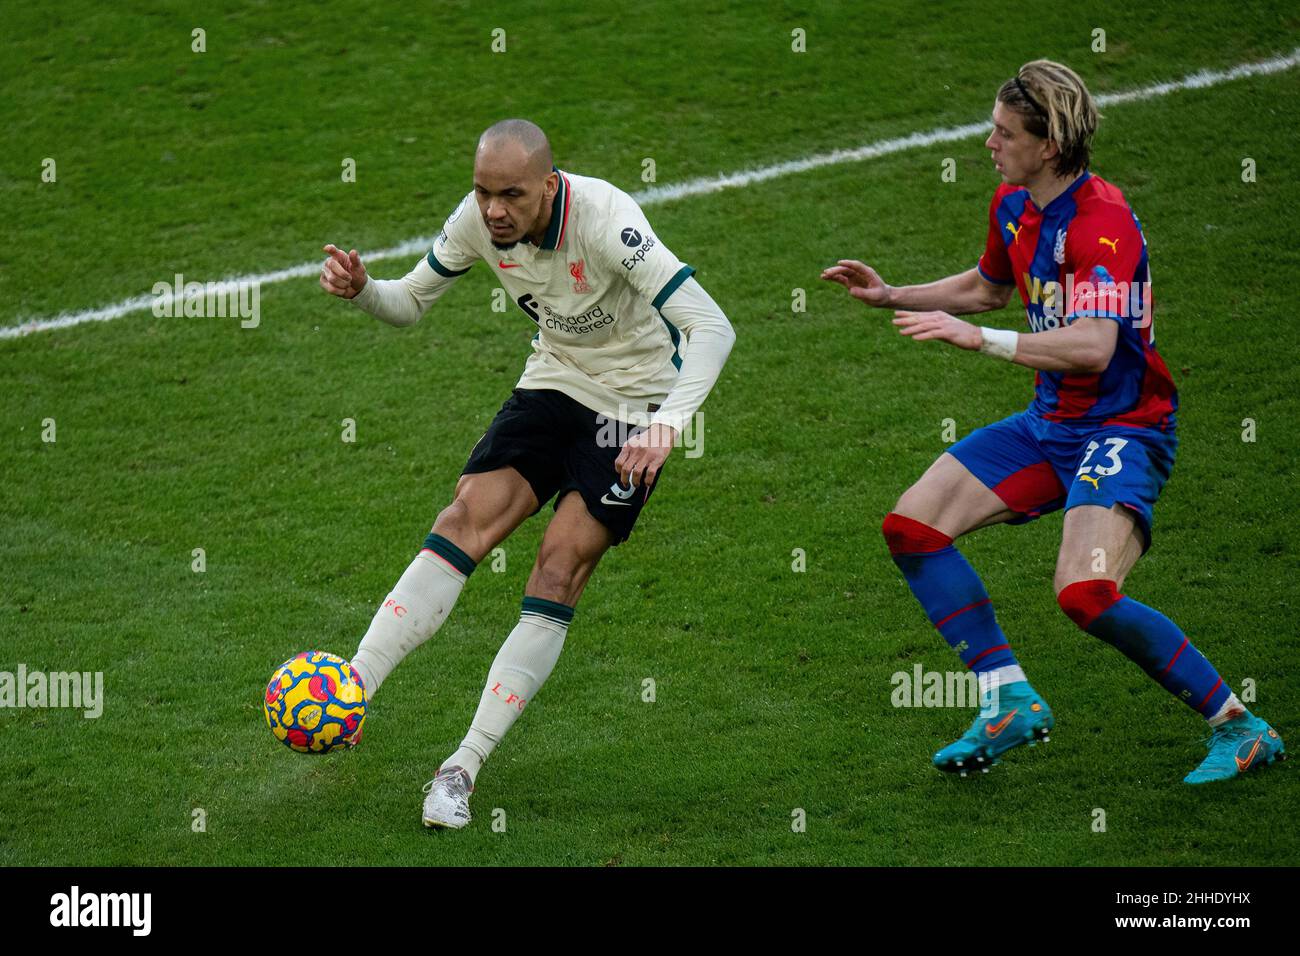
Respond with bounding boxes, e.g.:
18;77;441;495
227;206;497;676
821;261;1012;315
999;316;1118;373
320;244;463;328
890;310;1117;373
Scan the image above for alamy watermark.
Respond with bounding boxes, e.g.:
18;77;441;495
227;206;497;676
891;664;1000;717
1021;269;1152;333
151;273;260;328
50;886;150;935
595;404;704;458
1;665;103;718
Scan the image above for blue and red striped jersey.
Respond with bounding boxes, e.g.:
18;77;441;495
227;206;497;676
977;171;1177;431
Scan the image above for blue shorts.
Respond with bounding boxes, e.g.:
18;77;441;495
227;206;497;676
947;412;1177;551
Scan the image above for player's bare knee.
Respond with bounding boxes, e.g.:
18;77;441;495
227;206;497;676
431;498;480;554
528;557;582;606
1114;567;1132;593
1052;566;1075;597
432;497;468;533
889;488;936;529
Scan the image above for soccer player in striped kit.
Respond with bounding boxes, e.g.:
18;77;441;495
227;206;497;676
823;60;1283;783
321;120;735;825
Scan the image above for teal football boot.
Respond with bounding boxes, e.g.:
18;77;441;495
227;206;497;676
1184;713;1285;784
932;682;1054;776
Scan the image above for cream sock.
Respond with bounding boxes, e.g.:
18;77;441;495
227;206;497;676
350;533;476;699
443;597;573;783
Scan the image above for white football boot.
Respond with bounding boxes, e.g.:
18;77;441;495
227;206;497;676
421;766;473;829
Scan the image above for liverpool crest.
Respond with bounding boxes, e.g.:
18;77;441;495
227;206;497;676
569;259;592;293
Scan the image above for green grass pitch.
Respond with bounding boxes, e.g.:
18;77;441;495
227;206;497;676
2;1;1297;866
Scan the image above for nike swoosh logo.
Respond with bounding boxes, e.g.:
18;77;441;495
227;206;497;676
498;260;521;269
985;708;1019;738
1235;734;1264;772
599;494;633;507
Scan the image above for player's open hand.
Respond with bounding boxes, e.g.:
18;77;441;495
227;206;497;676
320;244;368;299
615;422;678;490
892;310;982;350
821;259;893;307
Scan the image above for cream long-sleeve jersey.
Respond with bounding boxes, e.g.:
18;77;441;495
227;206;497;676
350;170;735;432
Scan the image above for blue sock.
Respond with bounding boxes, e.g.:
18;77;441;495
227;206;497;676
883;513;1018;673
1059;580;1232;717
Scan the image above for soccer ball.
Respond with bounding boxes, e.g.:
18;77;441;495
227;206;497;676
264;651;366;753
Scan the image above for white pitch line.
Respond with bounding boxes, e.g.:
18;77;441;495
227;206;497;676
635;46;1300;203
4;46;1297;342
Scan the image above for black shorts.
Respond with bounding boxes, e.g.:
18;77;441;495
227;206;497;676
462;388;661;544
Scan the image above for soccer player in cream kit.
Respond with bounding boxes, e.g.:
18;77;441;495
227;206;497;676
320;120;735;827
825;60;1283;783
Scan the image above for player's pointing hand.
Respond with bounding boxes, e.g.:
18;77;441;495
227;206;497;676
320;244;368;299
821;259;894;308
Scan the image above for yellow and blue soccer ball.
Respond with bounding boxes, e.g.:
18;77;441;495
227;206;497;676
264;651;366;753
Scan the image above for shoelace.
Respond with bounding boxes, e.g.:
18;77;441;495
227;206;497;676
1198;723;1248;752
422;770;470;796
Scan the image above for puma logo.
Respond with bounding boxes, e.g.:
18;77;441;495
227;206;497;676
1078;474;1101;490
1098;236;1119;254
1005;222;1022;244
